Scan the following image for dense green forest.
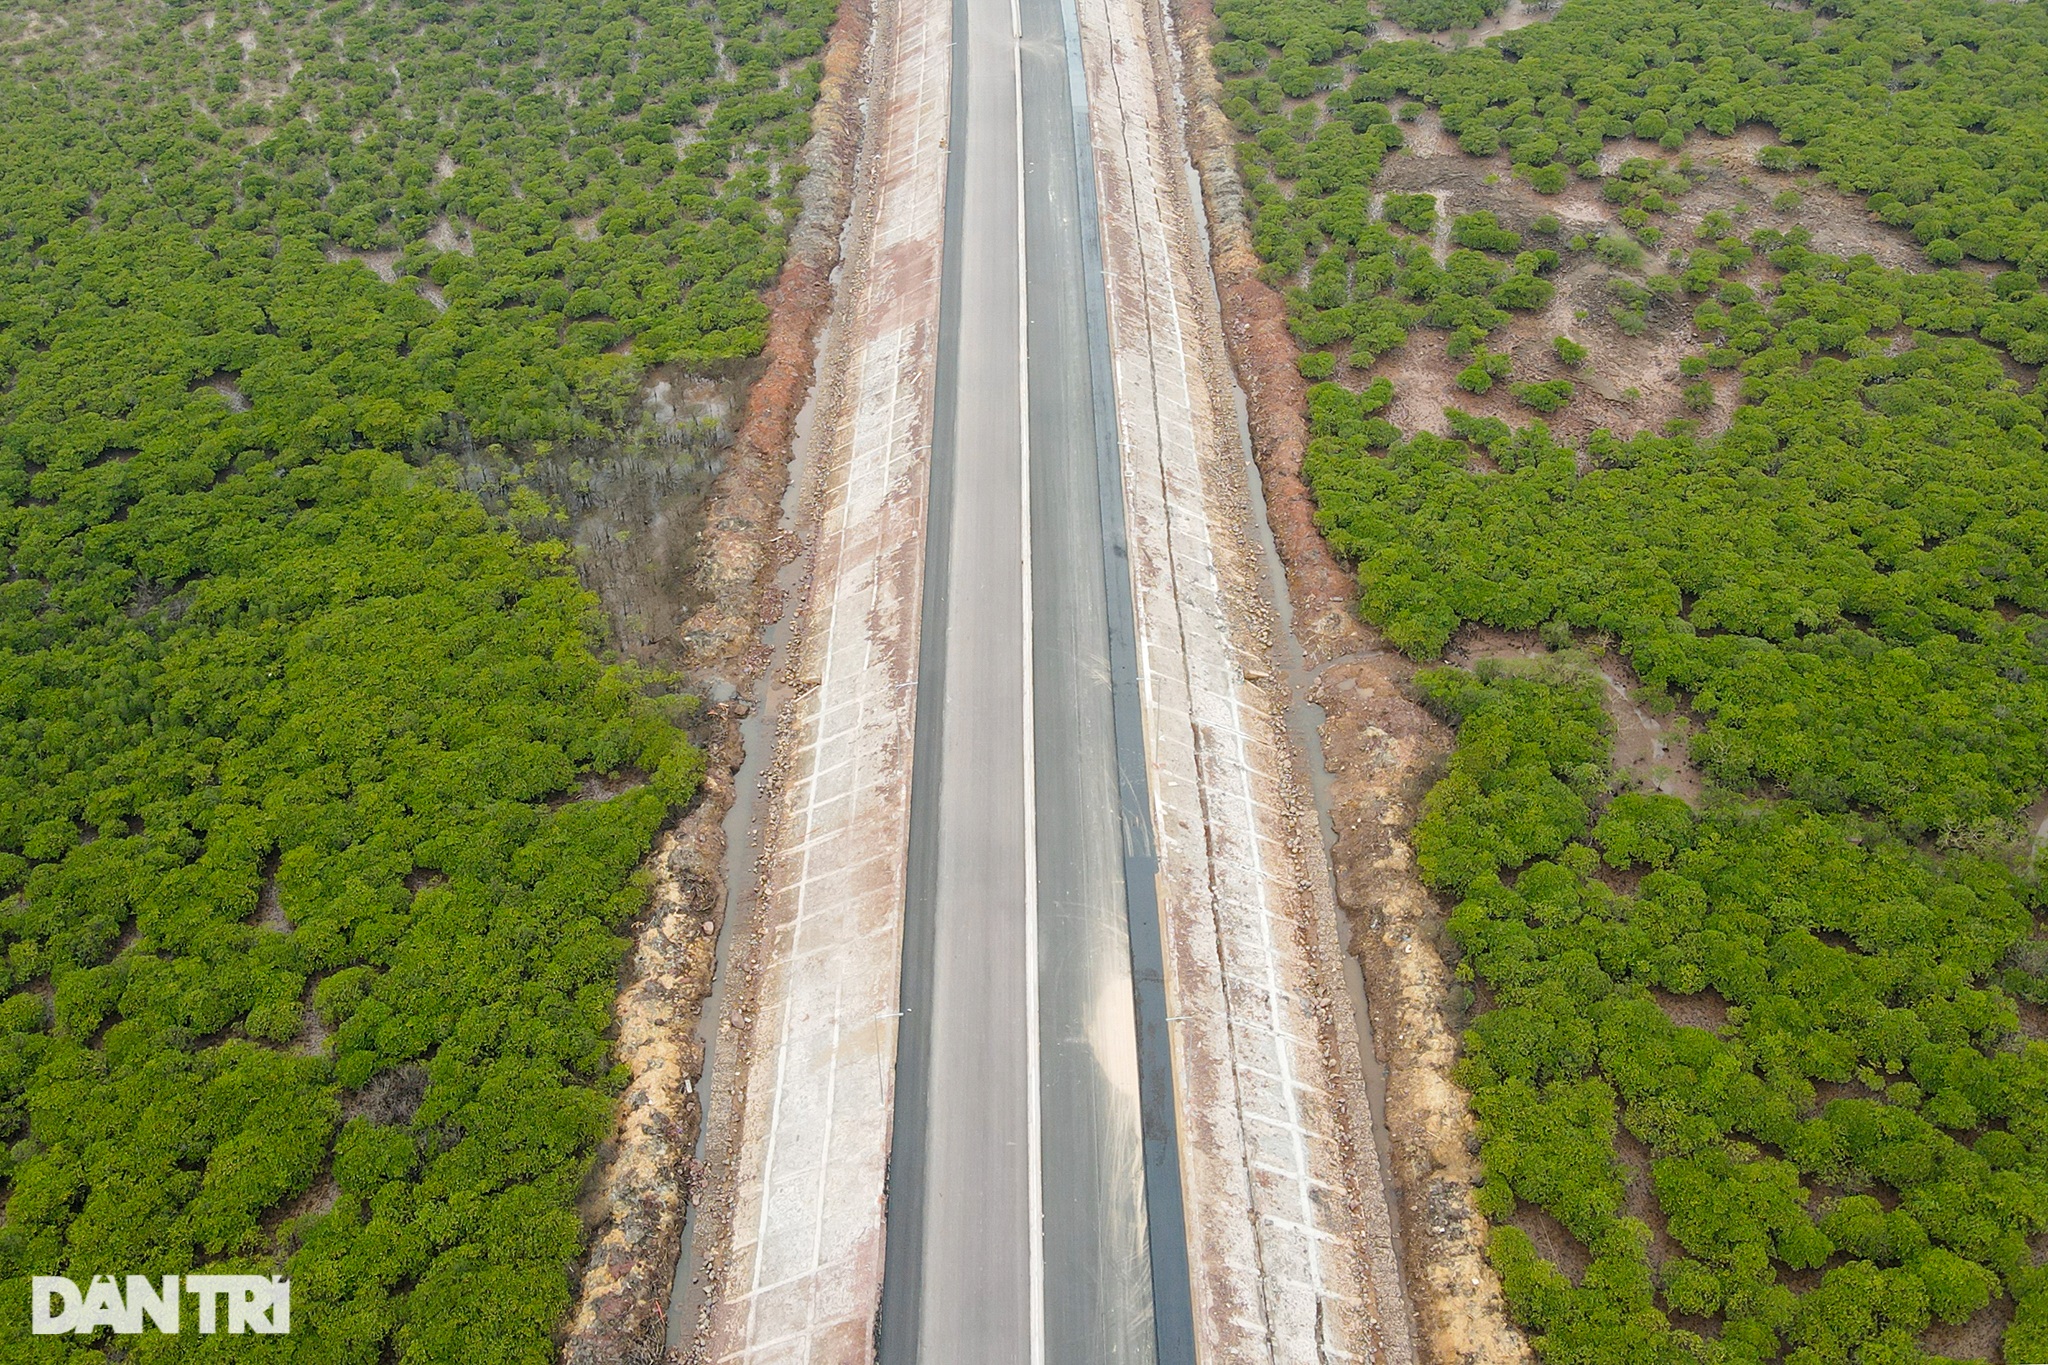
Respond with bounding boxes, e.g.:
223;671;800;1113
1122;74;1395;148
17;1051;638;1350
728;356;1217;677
0;0;828;1355
1213;0;2048;1357
1417;654;2048;1358
1422;660;2048;1363
1214;0;2048;372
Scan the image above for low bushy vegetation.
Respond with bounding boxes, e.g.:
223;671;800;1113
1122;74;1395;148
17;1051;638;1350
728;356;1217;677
1213;0;2048;372
1215;0;2048;1357
1306;241;2048;841
0;0;828;1353
1421;663;2048;1363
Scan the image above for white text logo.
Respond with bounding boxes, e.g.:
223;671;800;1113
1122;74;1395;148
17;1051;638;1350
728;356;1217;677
31;1275;290;1335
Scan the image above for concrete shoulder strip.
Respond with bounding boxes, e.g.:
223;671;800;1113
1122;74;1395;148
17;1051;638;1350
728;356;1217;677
700;0;952;1354
1069;0;1417;1359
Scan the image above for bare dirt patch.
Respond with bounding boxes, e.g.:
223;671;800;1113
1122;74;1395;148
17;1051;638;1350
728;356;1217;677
1613;1127;1687;1270
323;244;399;283
253;872;287;932
1922;1297;2012;1362
343;1063;427;1126
2015;995;2048;1042
266;1172;338;1250
425;214;473;255
1370;0;1557;49
1442;630;1705;805
1351;112;1966;446
294;996;329;1057
1;9;73;45
1510;1204;1590;1284
1651;987;1727;1035
1365;127;1724;440
1597;654;1702;803
1442;624;1544;667
192;373;249;411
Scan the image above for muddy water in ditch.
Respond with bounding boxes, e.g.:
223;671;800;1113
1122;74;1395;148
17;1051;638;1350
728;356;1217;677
1181;155;1412;1289
663;277;838;1348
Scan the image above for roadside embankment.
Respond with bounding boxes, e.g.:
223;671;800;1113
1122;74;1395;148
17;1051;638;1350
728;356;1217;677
559;0;871;1356
1164;1;1536;1359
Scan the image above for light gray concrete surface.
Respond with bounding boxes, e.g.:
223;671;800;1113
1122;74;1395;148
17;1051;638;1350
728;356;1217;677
696;0;951;1353
876;0;1041;1355
1074;0;1417;1355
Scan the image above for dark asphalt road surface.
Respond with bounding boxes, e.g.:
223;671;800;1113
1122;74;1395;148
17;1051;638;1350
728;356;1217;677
879;0;1192;1354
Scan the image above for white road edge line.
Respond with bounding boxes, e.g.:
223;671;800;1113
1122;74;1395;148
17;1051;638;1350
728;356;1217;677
1011;0;1046;1354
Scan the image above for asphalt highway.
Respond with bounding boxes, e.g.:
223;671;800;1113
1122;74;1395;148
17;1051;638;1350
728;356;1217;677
877;0;1193;1354
1019;0;1162;1356
878;0;1036;1350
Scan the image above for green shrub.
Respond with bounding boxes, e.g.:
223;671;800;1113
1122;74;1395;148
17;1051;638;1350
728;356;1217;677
1510;379;1574;413
1219;5;2048;1346
1385;192;1439;234
1595;235;1646;269
1422;670;2048;1363
1453;211;1523;253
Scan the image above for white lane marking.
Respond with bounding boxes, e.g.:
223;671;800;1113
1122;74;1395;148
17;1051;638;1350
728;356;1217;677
1011;0;1046;1356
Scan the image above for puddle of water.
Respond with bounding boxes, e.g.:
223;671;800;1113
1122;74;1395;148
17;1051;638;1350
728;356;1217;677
1597;658;1702;803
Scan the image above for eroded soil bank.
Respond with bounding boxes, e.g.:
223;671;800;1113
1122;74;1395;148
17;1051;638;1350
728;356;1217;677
558;0;871;1354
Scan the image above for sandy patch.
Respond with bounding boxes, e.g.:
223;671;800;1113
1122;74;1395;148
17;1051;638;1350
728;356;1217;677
1314;111;2004;451
1370;0;1556;49
425;214;473;255
323;245;399;283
